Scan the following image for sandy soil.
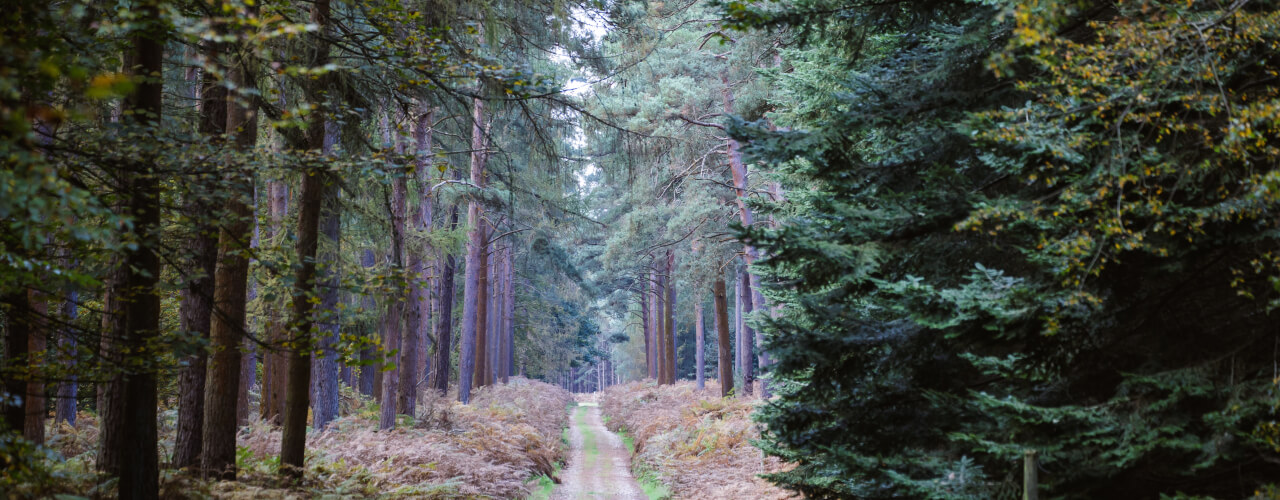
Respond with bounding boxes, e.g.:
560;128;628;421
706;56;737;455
551;402;646;500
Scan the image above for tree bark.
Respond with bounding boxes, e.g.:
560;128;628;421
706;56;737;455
502;246;515;383
180;50;234;450
654;259;667;384
25;288;46;445
312;121;341;432
649;266;660;380
486;246;500;385
279;0;330;477
736;267;754;396
173;119;219;467
359;249;377;396
2;291;30;435
694;297;705;391
713;279;732;397
237;186;259;427
117;4;164;494
54;289;78;426
458;97;486;404
752;277;769;398
96;260;125;475
474;222;490;389
202;34;258;480
639;286;650;379
262;179;288;424
400;108;430;414
383;111;408;427
432;203;459;394
664;250;676;384
722;75;768;397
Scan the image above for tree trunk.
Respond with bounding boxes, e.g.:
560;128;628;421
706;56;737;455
639;287;650;379
486;247;500;385
474;222;490;389
713;279;732;397
262;179;289;424
736;267;754;396
655;259;667;384
734;274;742;383
173;90;219;465
399;110;428;415
752;277;769;398
279;0;330;477
312;122;341;432
722;75;768;397
54;289;78;426
664;250;676;384
383;110;408;427
432;202;459;394
96;259;125;475
359;249;377;396
237;187;258;427
649;266;660;380
172;180;217;470
117;5;164;494
2;291;30;435
202;34;258;480
694;297;705;391
25;288;46;445
502;247;515;383
458;97;486;404
379;299;401;429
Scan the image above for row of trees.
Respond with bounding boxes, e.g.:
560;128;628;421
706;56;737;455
563;0;1280;497
570;0;789;399
2;0;610;497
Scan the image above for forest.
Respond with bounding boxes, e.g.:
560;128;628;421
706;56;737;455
1;0;1279;498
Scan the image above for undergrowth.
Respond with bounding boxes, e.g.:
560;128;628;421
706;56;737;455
600;380;795;500
20;377;571;499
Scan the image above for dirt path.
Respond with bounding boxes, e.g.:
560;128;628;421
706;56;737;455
551;402;646;499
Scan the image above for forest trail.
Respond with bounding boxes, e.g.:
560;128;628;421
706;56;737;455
552;401;646;500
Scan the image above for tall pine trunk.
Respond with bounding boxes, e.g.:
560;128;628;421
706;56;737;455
262;179;288;424
279;0;329;477
458;97;486;404
501;246;515;383
96;258;124;475
202;25;258;479
399;108;430;415
664;250;676;384
713;279;732;397
722;75;768;397
2;291;30;435
639;287;650;379
117;3;164;494
311;122;341;432
736;267;754;396
359;249;377;396
26;289;46;444
173;59;221;464
694;297;705;390
655;259;667;384
474;222;490;389
432;202;459;394
54;289;78;426
649;266;659;380
383;111;408;428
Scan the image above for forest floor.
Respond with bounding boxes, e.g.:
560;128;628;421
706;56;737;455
26;378;572;499
550;401;647;499
600;381;795;500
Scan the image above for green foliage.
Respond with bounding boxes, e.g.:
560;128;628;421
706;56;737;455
732;0;1280;497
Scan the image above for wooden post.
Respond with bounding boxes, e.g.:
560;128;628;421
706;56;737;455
1023;449;1038;500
